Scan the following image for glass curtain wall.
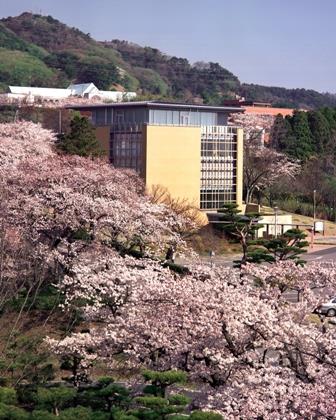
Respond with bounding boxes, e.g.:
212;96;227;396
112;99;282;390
110;124;143;173
200;126;237;209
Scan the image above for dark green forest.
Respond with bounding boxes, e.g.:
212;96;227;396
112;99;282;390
269;108;336;219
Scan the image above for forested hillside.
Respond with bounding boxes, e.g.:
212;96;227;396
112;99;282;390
1;12;336;108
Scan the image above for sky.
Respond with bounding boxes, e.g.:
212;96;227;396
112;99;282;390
0;0;335;93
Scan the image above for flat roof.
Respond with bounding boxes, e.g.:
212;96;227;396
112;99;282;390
66;100;243;113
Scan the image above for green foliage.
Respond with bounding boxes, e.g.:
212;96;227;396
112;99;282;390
58;406;93;419
2;13;93;53
135;396;168;408
0;13;122;91
142;370;187;385
71;228;92;242
240;83;336;109
133;67;169;95
269;106;336;222
142;370;187;401
169;416;191;420
97;376;115;387
57;115;104;157
1;13;336;106
0;23;47;60
0;48;56;87
0;105;17;122
121;73;140;91
270;114;293;151
287;111;314;161
36;386;76;412
256;228;308;265
111;411;138;420
44;51;80;79
31;410;56;419
244;246;275;265
0;402;29;419
0;383;223;420
2;334;54;385
168;394;191;406
307;110;331;154
216;203;264;266
77;61;120;90
0;388;17;405
190;411;223;420
96;383;130;406
7;285;60;312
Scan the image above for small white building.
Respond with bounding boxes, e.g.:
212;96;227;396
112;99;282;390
67;83;99;98
7;83;136;103
97;90;136;101
8;86;71;102
256;214;293;238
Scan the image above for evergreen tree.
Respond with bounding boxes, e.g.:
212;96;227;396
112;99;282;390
57;115;105;157
320;107;336;132
286;111;314;161
307;110;331;155
216;204;268;267
270;114;293;151
254;228;308;265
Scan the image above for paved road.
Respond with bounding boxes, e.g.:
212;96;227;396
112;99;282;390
186;246;336;268
177;248;336;305
305;246;336;263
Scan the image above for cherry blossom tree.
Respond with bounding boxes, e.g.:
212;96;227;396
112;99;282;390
45;333;101;386
1;122;192;278
0;121;195;377
244;140;300;203
51;255;336;418
4;121;336;418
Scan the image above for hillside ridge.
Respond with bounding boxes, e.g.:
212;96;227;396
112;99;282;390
0;12;336;108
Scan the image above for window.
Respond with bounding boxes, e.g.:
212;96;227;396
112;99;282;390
115;111;124;124
110;129;143;173
96;109;106;126
180;112;190;125
200;126;238;210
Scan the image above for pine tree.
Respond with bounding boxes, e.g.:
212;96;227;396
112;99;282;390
255;228;308;265
216;203;268;267
57;115;105;157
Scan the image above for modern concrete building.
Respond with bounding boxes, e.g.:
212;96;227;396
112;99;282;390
69;101;244;211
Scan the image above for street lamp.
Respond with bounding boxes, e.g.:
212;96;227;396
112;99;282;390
274;206;279;238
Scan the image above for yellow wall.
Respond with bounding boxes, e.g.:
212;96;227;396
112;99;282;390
143;125;201;207
95;126;110;161
236;128;244;209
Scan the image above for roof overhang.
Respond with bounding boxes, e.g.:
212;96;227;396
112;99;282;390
66;101;244;113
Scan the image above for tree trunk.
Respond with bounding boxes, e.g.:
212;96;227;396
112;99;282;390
241;235;248;265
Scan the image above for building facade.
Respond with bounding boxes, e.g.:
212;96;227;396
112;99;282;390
70;101;243;211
